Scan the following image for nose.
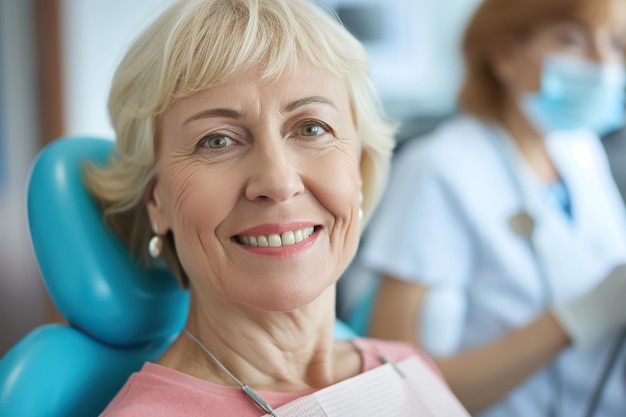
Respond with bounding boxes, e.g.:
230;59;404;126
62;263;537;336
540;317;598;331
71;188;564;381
244;138;305;203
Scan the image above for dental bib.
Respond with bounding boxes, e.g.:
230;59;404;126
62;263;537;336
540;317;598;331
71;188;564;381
261;356;470;417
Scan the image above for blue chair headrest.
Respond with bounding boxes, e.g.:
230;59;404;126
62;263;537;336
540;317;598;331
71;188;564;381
27;137;189;347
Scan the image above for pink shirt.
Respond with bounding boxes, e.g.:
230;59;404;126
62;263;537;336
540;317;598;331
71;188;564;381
99;338;439;416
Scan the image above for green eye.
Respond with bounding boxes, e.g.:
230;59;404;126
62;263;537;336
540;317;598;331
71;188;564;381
203;136;233;148
300;123;327;136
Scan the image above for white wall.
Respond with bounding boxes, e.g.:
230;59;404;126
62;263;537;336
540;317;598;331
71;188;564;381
323;0;481;118
60;0;176;139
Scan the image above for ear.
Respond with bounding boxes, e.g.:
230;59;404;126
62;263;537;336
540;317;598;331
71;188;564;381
145;176;171;235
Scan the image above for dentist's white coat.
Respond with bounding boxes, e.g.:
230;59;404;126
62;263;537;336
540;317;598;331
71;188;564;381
359;115;626;417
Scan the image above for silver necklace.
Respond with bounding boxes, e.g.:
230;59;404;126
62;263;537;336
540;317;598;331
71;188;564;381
184;329;405;416
184;329;280;417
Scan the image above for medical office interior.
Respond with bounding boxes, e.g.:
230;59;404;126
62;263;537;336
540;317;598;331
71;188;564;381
2;0;626;410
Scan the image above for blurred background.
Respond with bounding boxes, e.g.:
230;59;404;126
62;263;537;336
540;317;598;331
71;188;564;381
1;0;624;357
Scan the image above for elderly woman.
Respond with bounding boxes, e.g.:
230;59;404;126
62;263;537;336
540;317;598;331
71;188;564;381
356;0;626;416
89;0;469;416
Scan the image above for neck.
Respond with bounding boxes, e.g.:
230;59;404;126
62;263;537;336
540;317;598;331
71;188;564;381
159;284;359;392
499;93;559;182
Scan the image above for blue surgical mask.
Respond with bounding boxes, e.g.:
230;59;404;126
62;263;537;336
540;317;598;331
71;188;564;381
518;53;626;136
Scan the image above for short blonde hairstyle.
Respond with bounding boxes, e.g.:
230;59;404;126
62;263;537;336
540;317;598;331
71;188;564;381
86;0;396;285
459;0;626;121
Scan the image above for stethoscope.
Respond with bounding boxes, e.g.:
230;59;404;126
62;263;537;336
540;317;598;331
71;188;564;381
487;124;626;417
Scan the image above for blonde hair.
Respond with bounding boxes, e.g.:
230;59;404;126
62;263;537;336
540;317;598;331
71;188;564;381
86;0;396;285
459;0;626;120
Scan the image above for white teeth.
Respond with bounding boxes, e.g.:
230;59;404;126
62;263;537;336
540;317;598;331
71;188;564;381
257;236;269;247
281;231;295;245
268;234;282;247
237;227;314;247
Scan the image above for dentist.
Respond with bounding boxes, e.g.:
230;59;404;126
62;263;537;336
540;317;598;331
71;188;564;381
359;0;626;416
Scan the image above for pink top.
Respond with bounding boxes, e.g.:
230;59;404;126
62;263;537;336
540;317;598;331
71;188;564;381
99;338;440;416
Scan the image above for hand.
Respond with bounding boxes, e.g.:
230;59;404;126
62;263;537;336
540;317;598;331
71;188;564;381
552;264;626;350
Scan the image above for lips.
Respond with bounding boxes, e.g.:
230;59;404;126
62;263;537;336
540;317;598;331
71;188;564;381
234;226;316;247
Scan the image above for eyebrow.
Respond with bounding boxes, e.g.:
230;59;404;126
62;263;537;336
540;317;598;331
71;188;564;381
182;108;241;128
284;96;337;112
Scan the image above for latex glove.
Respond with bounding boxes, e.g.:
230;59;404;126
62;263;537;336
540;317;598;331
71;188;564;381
552;264;626;351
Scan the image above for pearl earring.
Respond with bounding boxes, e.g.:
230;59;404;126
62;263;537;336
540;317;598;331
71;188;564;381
148;222;163;258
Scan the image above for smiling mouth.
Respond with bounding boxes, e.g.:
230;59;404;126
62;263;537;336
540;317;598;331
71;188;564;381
234;226;317;247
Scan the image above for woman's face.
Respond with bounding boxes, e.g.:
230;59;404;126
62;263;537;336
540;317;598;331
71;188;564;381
494;12;626;92
148;64;363;312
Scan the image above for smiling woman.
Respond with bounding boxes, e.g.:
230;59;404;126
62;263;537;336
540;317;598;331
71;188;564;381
87;0;393;288
84;0;470;416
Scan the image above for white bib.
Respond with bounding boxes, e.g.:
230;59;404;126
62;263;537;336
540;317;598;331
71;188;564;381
262;357;470;417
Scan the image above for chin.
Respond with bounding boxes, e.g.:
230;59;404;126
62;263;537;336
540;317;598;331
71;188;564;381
243;281;335;313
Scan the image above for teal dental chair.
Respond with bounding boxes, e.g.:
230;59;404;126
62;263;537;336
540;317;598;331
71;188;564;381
0;137;356;417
